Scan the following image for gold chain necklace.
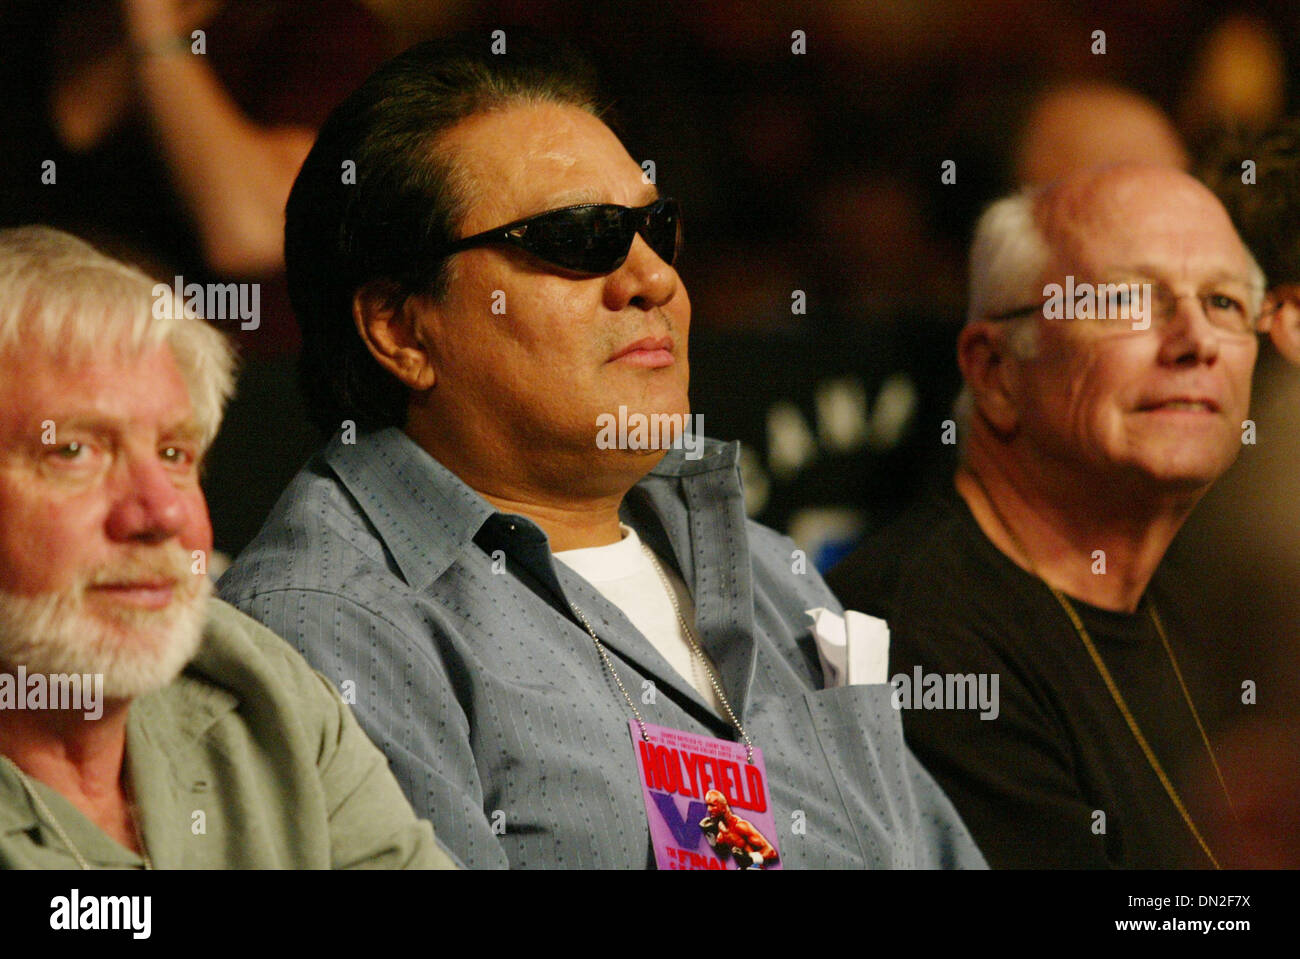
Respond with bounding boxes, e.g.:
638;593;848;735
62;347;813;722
3;755;153;870
965;468;1234;868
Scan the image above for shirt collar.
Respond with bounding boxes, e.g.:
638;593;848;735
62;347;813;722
322;428;742;590
647;436;741;478
322;427;497;590
0;602;241;841
0;759;37;836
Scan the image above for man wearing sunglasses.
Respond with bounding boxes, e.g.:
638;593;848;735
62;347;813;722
829;165;1264;868
219;33;984;870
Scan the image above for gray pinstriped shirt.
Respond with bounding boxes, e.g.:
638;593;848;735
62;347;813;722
219;427;985;869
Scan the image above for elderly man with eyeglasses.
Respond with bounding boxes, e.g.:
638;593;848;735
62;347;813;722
218;32;984;871
829;164;1265;869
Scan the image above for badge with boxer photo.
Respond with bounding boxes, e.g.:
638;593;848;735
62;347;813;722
630;721;782;870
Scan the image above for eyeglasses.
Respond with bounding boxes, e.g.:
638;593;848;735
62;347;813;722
437;197;681;276
987;281;1263;338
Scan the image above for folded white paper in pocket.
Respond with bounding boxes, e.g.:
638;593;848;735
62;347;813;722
805;608;891;687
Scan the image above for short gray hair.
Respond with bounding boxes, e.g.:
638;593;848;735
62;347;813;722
954;191;1050;441
0;226;236;448
966;188;1049;355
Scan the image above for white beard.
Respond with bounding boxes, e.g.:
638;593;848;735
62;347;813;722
0;547;210;701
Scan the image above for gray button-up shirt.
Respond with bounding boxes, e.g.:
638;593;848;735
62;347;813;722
220;427;984;869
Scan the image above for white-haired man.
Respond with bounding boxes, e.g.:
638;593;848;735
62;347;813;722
0;226;454;868
828;165;1264;868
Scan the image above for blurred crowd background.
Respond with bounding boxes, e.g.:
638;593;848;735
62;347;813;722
5;0;1296;558
2;0;1298;860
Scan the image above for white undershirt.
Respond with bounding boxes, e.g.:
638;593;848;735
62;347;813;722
554;525;723;713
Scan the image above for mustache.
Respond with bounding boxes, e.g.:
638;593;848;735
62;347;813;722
81;545;202;592
605;308;679;348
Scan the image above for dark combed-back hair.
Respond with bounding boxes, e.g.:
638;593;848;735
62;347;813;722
285;30;608;434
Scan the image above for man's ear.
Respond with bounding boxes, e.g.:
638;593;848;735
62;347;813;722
957;321;1022;435
1265;286;1300;365
352;281;437;391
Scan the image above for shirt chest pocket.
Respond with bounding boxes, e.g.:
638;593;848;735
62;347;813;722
801;682;920;863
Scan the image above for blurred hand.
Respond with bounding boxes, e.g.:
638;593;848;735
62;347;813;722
121;0;222;44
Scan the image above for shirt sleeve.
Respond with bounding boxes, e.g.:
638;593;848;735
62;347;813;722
303;665;459;869
237;587;512;869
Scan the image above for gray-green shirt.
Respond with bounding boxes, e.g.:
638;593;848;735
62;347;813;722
0;598;457;869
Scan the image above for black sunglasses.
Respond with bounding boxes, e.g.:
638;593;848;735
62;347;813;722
437;197;681;276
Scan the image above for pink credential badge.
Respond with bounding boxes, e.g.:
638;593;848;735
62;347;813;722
630;720;782;870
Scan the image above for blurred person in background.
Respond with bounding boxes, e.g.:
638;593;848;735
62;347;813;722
0;0;391;562
1171;118;1300;865
1013;81;1189;186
